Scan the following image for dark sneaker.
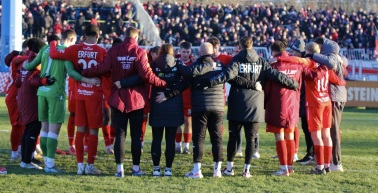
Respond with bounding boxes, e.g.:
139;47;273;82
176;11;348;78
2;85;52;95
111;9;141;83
309;168;326;175
297;155;314;165
132;170;146;176
325;167;331;173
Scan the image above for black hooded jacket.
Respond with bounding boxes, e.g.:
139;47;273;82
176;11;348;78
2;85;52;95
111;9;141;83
208;49;299;122
190;55;226;113
148;54;189;127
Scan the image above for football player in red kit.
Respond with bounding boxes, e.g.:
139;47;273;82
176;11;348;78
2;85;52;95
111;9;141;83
49;24;107;175
175;42;194;154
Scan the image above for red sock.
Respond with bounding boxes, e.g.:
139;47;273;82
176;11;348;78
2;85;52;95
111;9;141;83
294;127;300;154
87;134;98;164
110;126;116;144
324;146;332;165
102;125;111;146
10;125;24;151
175;132;182;143
285;139;295;166
84;128;89;147
141;116;147;142
184;133;192;143
221;125;224;135
314;145;324;166
75;131;85;163
276;140;287;166
67;114;75;146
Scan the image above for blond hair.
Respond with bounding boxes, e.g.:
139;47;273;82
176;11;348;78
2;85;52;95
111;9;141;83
305;42;320;54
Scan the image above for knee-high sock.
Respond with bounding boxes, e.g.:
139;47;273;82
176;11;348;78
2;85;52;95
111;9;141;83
67;115;75;146
84;128;89;148
102;125;112;146
276;140;287;166
46;132;58;159
75;131;85;163
324;146;332;166
11;125;24;151
175;132;182;143
87;134;99;164
285;139;295;166
184;133;192;143
40;131;48;157
314;145;324;168
294;127;300;154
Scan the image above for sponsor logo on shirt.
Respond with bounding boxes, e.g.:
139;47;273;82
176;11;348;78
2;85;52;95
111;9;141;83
122;63;131;69
280;69;298;75
77;89;94;96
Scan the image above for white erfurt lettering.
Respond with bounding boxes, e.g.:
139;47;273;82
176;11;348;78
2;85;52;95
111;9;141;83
239;63;262;74
78;51;98;59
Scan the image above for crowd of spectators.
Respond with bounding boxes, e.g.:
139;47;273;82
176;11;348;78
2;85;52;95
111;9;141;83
14;1;378;58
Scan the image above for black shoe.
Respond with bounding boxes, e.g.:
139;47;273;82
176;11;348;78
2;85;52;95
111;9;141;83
309;168;326;175
296;155;313;165
325;167;331;173
31;158;43;165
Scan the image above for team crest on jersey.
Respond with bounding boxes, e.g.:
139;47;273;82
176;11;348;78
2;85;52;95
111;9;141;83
122;63;131;69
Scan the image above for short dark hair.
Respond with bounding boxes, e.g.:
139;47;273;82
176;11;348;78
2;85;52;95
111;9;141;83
125;27;139;38
270;41;286;53
112;37;122;46
149;46;160;54
84;24;100;37
180;41;192;49
207;36;220;46
62;29;77;40
314;37;325;45
22;40;28;49
27;38;46;53
239;36;252;49
47;35;61;44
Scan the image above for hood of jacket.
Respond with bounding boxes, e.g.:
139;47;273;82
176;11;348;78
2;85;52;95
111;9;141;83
321;38;340;55
153;54;176;73
236;49;259;63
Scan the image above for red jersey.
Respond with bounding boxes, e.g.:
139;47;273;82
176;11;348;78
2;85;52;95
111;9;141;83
213;53;232;66
179;58;194;108
276;56;346;107
6;55;29;100
50;42;107;101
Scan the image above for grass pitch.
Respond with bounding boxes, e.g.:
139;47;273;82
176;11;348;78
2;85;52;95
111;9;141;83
0;97;377;192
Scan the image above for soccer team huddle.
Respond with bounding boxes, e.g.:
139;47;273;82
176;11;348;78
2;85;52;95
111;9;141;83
3;23;347;178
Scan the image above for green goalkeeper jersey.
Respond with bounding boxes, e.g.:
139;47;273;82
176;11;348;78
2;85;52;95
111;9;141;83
24;45;83;98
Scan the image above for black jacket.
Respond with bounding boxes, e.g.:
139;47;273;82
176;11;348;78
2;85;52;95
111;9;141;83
190;55;226;113
208;49;299;122
148;54;189;127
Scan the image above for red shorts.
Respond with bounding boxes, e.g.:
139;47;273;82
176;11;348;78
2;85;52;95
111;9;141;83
68;97;76;113
266;124;295;134
306;105;332;132
183;106;192;117
75;99;103;128
5;99;21;126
